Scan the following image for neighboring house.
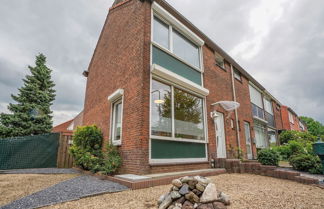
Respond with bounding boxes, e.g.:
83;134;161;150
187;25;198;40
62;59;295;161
82;0;285;174
281;106;307;132
52;111;83;133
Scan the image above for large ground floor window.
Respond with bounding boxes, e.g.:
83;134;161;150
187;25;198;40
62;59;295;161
254;121;268;148
151;79;205;141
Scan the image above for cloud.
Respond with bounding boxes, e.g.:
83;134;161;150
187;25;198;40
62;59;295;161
0;0;323;126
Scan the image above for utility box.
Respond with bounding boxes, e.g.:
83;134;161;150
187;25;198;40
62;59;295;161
313;141;324;174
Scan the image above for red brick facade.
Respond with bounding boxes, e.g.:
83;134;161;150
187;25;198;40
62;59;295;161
281;106;306;132
82;0;284;174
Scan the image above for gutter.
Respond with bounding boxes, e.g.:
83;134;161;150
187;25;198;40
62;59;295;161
230;64;241;153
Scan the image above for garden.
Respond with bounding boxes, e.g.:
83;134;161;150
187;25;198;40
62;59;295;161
257;130;323;175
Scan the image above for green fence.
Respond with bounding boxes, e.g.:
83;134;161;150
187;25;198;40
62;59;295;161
0;133;59;170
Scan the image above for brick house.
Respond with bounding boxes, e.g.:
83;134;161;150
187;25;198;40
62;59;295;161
281;106;307;132
82;0;285;174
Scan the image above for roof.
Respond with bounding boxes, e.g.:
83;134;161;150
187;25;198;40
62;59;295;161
151;0;283;101
52;119;73;133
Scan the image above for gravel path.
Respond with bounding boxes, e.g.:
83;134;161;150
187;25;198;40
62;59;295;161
0;175;128;209
0;168;80;174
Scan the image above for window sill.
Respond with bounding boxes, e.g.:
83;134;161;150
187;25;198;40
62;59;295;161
112;140;122;146
216;64;226;71
149;160;209;167
150;135;207;144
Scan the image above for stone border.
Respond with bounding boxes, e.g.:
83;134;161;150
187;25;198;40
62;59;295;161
214;158;320;185
74;168;227;190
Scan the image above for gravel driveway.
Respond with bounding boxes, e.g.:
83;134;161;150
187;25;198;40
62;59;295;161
43;174;324;209
1;175;128;209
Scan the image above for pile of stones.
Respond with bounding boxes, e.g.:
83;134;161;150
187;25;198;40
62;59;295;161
158;176;230;209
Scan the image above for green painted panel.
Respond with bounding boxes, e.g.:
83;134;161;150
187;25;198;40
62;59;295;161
152;46;202;85
151;139;206;159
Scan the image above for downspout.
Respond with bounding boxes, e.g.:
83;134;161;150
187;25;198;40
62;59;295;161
230;64;241;156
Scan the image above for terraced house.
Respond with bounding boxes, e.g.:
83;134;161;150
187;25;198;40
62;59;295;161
82;0;285;174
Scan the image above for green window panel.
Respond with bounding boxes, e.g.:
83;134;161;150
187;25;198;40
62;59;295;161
151;139;206;159
152;46;202;85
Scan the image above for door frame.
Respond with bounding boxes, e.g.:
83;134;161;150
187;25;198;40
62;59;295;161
215;111;226;158
244;121;253;160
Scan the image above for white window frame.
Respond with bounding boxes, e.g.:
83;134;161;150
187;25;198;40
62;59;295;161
263;97;273;115
149;76;208;144
108;89;124;146
151;3;204;73
149;75;208;164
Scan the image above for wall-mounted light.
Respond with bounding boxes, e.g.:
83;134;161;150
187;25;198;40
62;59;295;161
154;99;165;104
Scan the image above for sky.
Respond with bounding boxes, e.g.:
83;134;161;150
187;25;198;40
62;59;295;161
0;0;323;126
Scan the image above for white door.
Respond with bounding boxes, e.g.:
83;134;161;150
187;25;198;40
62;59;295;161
215;112;226;158
244;122;253;160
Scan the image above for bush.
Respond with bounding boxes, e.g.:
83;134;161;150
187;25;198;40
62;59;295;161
279;130;317;144
69;125;122;174
257;148;279;166
289;154;319;172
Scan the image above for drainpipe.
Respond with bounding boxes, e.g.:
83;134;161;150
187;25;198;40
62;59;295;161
230;64;241;155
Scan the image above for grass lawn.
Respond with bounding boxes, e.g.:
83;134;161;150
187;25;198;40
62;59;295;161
0;174;78;206
43;174;324;209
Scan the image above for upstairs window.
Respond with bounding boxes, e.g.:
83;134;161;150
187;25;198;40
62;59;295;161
288;111;294;124
215;52;225;69
153;17;169;49
233;68;242;81
249;85;263;108
173;29;200;68
263;98;273;115
152;16;201;69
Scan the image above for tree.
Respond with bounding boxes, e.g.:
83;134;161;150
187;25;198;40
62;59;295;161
0;54;56;138
300;116;324;138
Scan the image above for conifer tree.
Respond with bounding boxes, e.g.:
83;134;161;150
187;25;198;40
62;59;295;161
0;54;56;138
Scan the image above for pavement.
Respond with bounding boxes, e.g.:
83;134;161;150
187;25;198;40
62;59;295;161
0;175;129;209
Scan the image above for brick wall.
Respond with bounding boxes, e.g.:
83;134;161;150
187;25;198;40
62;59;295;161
83;0;152;174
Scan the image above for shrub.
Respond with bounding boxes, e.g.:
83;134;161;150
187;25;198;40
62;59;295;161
69;125;122;174
279;130;317;144
272;145;291;161
100;144;122;174
289;154;319;172
257;148;279;166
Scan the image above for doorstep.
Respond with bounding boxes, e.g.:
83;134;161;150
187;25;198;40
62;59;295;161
108;168;226;190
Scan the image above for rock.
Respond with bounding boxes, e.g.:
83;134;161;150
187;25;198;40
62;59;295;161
159;194;172;209
179;184;190;195
200;183;218;203
193;203;200;208
168;205;175;209
188;180;198;190
175;196;186;204
212;202;227;209
171;191;182;199
181;176;194;183
174;203;182;209
196;182;206;192
197;203;214;209
182;201;195;209
172;179;183;188
218;192;230;205
194;176;211;185
192;189;202;196
173;186;180;191
185;191;200;203
158;193;168;206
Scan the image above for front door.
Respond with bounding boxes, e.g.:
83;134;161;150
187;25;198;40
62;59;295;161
244;122;253;159
215;112;226;158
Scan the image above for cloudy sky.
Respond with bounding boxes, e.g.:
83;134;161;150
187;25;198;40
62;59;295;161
0;0;323;125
